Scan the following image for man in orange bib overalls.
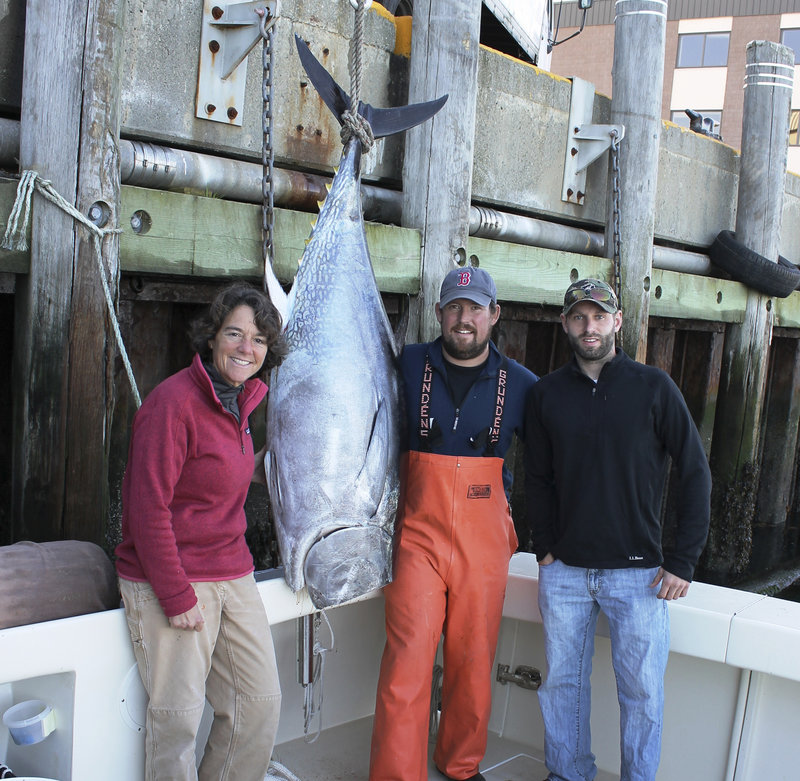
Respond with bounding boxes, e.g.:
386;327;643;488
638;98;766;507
369;267;538;781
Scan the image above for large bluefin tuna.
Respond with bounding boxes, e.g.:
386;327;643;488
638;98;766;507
263;37;446;609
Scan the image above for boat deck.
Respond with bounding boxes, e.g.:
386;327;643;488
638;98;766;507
272;716;619;781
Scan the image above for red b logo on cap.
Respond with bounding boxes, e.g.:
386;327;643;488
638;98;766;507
457;271;471;287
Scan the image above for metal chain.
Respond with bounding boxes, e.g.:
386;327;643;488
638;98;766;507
610;128;623;350
259;9;277;291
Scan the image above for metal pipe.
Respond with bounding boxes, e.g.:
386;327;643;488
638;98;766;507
468;205;713;275
0;122;713;277
119;139;402;222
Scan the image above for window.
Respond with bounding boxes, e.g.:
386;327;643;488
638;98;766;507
782;29;800;65
677;32;729;68
791;110;799;147
670;110;722;133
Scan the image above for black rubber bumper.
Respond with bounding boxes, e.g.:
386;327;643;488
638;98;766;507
708;230;800;298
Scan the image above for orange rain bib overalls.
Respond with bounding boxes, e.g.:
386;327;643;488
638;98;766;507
370;359;518;781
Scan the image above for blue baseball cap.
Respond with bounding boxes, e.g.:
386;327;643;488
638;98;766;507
439;267;497;308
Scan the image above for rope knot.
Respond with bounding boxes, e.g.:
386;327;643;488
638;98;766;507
340;109;374;152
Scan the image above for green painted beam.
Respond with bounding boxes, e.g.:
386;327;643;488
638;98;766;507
118;185;422;294
467;235;749;323
0;177;789;324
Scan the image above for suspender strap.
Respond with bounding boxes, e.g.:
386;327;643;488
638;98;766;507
485;356;508;457
418;356;434;451
418;354;509;456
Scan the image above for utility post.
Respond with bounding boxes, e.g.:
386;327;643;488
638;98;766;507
401;0;481;342
12;0;124;545
607;0;668;361
705;40;794;583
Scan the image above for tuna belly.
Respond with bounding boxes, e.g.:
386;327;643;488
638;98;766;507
304;525;392;608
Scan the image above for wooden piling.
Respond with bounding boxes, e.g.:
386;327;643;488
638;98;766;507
12;0;87;542
401;0;481;342
608;0;668;361
63;0;126;542
12;0;124;545
705;40;794;583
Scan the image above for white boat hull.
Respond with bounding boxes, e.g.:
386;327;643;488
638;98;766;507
2;554;799;780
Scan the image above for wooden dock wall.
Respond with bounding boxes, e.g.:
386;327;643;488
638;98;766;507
1;1;800;588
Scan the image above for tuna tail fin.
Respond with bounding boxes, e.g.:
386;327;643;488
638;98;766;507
295;34;447;139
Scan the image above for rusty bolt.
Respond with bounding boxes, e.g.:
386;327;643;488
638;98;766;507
206;103;217;115
322;48;329;56
211;6;224;19
567;188;573;198
577;191;585;201
209;39;220;54
296;124;304;132
227;107;238;120
315;129;322;136
300;80;308;88
570;147;578;157
574;126;579;134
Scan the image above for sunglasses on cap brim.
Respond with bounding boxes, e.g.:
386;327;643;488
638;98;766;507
564;286;617;307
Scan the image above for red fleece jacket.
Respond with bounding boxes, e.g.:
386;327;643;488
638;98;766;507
115;354;267;617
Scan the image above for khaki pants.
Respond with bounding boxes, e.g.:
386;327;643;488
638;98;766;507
120;575;282;781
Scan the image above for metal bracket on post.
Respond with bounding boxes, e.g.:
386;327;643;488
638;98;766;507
561;76;624;205
196;0;279;126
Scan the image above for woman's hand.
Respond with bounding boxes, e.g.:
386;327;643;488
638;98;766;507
168;602;205;631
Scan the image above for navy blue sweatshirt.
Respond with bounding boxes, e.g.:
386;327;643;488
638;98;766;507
401;338;538;497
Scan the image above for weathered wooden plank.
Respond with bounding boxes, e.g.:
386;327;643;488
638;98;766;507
751;337;800;574
117;186;422;293
63;0;126;543
647;327;675;374
402;0;481;342
12;0;88;542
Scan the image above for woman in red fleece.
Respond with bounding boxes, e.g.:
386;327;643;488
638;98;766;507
115;283;287;781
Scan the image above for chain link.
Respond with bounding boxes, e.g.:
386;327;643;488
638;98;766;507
610;128;623;350
260;12;276;292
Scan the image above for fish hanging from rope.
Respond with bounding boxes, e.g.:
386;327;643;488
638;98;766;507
263;35;447;609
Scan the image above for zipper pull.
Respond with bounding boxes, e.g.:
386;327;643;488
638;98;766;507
452;407;460;432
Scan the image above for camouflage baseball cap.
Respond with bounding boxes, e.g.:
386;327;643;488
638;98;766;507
562;278;619;315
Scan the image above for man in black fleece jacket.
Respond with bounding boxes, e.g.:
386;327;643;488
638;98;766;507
524;278;711;781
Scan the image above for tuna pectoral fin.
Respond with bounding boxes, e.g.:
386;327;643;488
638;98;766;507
304;526;392;609
264;450;282;516
294;34;447;139
354;398;390;511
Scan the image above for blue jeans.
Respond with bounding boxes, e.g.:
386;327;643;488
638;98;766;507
537;560;669;781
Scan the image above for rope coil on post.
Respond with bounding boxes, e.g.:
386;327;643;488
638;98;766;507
1;170;142;408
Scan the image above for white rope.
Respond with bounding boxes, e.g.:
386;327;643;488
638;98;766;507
265;759;304;781
1;170;142;407
303;609;335;743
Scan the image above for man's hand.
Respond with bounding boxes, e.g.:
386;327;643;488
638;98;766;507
650;567;690;600
168;602;205;631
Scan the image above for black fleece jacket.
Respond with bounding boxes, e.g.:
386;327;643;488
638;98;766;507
524;350;711;582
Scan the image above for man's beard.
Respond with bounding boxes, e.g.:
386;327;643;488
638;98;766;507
568;330;616;363
442;329;490;362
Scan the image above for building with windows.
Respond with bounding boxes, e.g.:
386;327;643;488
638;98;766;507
548;0;800;174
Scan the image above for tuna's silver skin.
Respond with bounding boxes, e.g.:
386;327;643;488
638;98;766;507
265;138;402;608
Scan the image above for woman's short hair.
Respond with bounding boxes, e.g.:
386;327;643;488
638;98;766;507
189;282;288;373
